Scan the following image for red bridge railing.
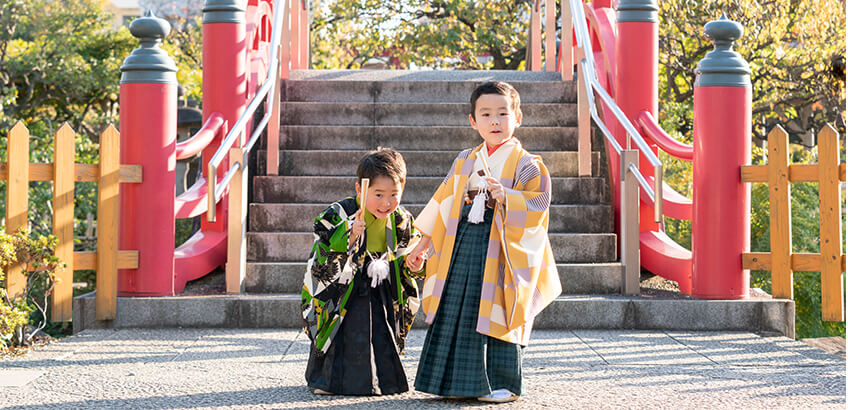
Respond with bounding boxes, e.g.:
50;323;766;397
114;0;298;303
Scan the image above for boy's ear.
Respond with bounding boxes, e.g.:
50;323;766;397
355;182;361;196
515;110;523;127
468;114;478;130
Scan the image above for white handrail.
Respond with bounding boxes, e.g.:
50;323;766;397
628;163;655;202
568;0;663;222
207;0;287;222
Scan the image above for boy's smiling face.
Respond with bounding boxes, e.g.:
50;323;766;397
469;93;522;149
356;175;403;219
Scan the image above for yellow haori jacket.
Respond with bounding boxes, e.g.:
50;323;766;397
414;139;562;346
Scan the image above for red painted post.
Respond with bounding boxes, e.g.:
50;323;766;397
614;0;660;232
201;0;247;232
692;16;752;299
300;0;310;68
118;12;178;296
593;0;614;8
290;0;301;69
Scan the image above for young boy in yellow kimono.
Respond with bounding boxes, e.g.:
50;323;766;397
406;81;562;403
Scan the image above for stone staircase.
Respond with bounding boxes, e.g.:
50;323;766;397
73;70;794;337
248;69;621;305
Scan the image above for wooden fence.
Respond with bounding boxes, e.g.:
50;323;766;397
741;124;846;321
1;122;140;321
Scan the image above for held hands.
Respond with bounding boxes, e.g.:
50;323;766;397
483;176;506;204
406;252;426;273
348;209;366;248
405;236;431;273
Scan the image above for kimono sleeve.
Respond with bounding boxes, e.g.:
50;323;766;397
503;156;552;227
393;207;423;279
498;155;561;329
308;204;351;284
393;207;419;254
414;155;461;237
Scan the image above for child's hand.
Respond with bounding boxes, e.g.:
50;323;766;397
483;176;506;204
405;236;431;273
406;252;426;273
349;209;365;247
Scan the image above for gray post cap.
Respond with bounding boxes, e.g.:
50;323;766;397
695;15;751;88
203;0;246;24
120;11;177;84
616;0;658;23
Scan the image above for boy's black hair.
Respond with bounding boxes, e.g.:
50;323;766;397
357;147;407;185
469;81;522;120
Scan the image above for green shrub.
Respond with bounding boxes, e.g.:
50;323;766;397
0;271;29;347
0;228;63;347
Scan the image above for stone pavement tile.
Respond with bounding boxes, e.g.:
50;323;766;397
665;331;834;367
0;328;214;388
679;365;843;407
0;329;122;368
43;328;214;367
0;330;295;409
772;336;846;362
0;369;43;387
523;330;606;369
0;329;844;409
522;339;844;410
167;329;301;366
277;330;311;379
572;330;715;365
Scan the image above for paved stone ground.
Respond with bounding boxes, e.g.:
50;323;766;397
0;329;844;409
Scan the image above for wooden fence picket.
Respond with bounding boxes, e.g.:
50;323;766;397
817;125;843;321
4;122;29;299
742;123;846;321
96;125;120;320
767;125;793;299
1;121;138;322
52;123;76;322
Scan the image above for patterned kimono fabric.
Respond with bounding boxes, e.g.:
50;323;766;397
413;139;561;397
415;204;523;396
302;197;420;395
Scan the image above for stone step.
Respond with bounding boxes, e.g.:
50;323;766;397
283;79;575;103
246;232;617;263
263;126;581;152
245;262;623;295
257;150;601;177
280;102;576;127
248;203;613;234
73;290;794;338
253;176;610;205
290;69;564;82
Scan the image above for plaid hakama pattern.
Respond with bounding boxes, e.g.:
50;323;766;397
414;141;562;346
415;205;524;397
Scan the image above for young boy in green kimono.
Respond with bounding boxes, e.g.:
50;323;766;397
302;148;424;395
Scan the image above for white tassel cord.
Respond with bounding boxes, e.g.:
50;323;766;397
468;178;488;224
468;150;495;224
367;253;390;288
356;177;391;287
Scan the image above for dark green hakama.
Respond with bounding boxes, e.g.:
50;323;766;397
302;198;420;396
305;261;409;395
414;205;524;397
